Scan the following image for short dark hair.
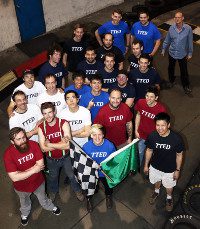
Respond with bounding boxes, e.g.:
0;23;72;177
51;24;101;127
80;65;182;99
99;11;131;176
102;33;114;41
109;88;122;96
9;127;26;141
48;43;62;58
90;74;103;84
139;53;150;62
138;10;149;17
132;39;143;48
12;90;26;102
154;112;170;124
146;85;159;97
85;46;96;54
72;72;85;81
65;90;79;100
41;102;55;113
44;74;56;83
112;9;123;16
73;23;85;31
118;69;128;76
104;52;115;60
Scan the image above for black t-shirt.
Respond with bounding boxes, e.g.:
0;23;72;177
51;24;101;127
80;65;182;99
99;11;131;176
63;38;88;71
145;130;185;173
98;68;118;89
128;67;161;100
128;54;139;71
96;46;124;69
109;82;136;103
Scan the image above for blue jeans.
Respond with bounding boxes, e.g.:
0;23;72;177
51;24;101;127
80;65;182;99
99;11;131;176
138;139;146;166
46;155;81;194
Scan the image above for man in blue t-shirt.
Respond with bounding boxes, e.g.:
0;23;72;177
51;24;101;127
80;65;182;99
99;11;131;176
64;72;91;100
77;47;103;84
130;11;161;57
95;9;130;54
79;74;109;122
129;54;160;101
83;124;116;212
38;44;67;88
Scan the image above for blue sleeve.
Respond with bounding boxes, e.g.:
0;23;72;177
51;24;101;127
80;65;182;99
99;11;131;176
79;95;88;107
124;22;130;34
98;24;107;35
188;27;193;56
38;66;46;84
153;24;161;40
131;23;136;36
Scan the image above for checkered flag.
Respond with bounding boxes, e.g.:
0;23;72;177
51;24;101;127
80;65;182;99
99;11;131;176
70;140;99;196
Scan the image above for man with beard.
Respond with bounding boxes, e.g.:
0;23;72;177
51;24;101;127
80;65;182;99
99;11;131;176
38;43;67;88
4;127;61;226
38;102;84;202
94;89;133;148
77;46;103;84
9;90;43;142
7;69;46;117
96;33;124;70
37;74;66;114
98;52;118;92
95;9;130;55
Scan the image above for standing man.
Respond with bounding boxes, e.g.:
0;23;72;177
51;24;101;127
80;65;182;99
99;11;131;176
135;86;166;166
144;112;184;212
130;10;161;57
62;23;88;84
94;89;133;148
77;47;103;84
129;54;161;101
162;11;193;95
9;91;43;142
4;127;61;226
96;33;124;70
98;52;118;92
37;74;66;114
95;9;130;55
59;90;92;147
38;43;67;88
7;69;46;117
80;74;109;122
109;70;135;108
38;102;84;202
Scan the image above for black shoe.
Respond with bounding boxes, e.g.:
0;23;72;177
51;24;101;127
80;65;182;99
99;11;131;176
21;215;28;226
184;87;192;95
87;199;93;213
52;206;61;216
106;195;113;209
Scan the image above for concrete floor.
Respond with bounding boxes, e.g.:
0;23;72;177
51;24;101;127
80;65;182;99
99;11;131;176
0;0;200;228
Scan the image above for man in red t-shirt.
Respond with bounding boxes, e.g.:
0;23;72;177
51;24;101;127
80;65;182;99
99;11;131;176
94;89;133;148
4;127;61;226
38;102;84;202
135;86;166;165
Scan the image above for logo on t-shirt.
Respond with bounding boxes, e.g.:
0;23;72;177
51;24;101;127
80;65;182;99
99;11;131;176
141;110;155;119
18;153;34;164
72;47;83;51
110;30;122;34
130;62;139;68
109;115;123;122
86;70;97;75
137;30;148;35
103;78;116;84
70;120;83;125
92;152;107;157
53;101;61;107
94;102;104;107
122;93;127;98
55;72;63;78
156;143;171;149
47;131;61;139
22;117;35;127
27;93;39;99
136;78;149;83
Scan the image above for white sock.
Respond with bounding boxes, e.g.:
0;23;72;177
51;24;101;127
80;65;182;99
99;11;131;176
155;188;160;194
167;195;172;199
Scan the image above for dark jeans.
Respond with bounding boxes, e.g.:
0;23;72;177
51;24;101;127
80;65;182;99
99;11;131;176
46;155;81;194
168;54;189;88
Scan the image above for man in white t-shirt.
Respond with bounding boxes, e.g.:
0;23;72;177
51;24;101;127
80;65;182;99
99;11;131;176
37;74;66;115
9;91;43;142
7;69;46;117
58;90;91;147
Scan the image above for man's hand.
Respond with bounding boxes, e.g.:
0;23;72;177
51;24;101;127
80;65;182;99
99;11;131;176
9;112;15;118
127;137;132;144
44;138;50;147
161;50;165;56
143;165;149;175
33;164;45;173
173;170;180;180
135;130;140;139
88;98;94;110
187;55;192;61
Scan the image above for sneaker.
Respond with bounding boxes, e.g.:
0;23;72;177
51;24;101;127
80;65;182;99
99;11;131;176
75;191;85;202
21;215;28;226
48;192;56;202
106;195;113;209
149;192;159;205
87;198;93;213
52;206;61;216
184;87;192;95
166;198;173;212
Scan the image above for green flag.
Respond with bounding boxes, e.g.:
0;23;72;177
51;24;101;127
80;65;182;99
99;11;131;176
100;139;139;188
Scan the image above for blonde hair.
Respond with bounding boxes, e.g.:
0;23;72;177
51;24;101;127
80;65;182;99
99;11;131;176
90;124;105;135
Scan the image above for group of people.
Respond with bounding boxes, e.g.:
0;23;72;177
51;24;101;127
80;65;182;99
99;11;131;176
4;8;192;226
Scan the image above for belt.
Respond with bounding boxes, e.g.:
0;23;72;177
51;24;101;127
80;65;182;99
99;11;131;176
47;153;69;161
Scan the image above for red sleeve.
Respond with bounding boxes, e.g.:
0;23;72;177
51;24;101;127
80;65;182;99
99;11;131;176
93;109;104;125
134;99;142;112
4;147;17;173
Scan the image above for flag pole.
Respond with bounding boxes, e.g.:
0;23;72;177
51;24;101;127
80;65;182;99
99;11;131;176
70;139;114;182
